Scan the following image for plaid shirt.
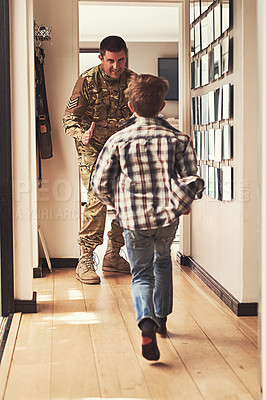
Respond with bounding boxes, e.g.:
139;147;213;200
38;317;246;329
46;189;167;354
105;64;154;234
92;117;204;230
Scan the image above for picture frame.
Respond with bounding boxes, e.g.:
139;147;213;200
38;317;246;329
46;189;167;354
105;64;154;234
208;48;214;82
194;22;201;54
194;0;201;20
214;87;222;121
215;128;222;162
191;27;195;57
213;43;222;80
223;124;233;159
222;83;232;119
221;36;230;75
201;53;209;86
208;128;215;160
201;16;209;50
190;0;195;24
222;0;231;33
207;9;214;45
201;93;209;125
222;166;233;200
208;90;215;123
214;3;222;40
195;58;201;88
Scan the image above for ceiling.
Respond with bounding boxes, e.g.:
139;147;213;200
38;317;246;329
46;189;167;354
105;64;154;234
79;2;180;42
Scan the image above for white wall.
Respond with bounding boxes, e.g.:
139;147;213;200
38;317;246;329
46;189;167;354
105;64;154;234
34;0;80;258
190;0;258;302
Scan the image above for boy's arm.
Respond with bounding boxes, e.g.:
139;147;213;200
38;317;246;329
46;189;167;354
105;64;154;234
91;141;119;208
175;137;205;200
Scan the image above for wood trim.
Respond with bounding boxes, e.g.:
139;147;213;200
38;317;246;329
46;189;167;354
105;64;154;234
177;252;258;317
0;0;14;316
40;257;78;270
0;313;21;399
14;292;37;314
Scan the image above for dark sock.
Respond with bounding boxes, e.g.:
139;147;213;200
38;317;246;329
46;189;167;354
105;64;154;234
140;318;160;361
157;316;167;334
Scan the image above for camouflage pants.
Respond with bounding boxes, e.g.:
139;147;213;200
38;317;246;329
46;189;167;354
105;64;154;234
75;140;124;250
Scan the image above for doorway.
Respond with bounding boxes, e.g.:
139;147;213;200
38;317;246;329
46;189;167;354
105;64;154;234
78;1;181;252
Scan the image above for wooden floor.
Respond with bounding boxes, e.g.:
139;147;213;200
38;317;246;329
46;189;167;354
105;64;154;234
1;247;260;399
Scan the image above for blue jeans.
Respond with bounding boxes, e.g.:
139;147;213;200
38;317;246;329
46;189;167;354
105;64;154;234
124;219;179;328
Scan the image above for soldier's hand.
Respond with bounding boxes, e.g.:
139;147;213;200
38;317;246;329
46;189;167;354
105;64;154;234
82;122;95;145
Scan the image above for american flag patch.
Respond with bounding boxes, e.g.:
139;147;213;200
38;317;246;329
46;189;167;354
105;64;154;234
67;97;79;110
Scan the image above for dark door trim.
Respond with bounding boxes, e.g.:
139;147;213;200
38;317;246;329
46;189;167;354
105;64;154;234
0;0;14;316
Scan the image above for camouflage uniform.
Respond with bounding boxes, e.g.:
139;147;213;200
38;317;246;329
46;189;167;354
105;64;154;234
63;64;133;251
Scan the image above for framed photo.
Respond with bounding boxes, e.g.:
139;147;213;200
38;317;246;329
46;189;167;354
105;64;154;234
214;87;222;121
195;58;201;88
215;128;222;162
213;43;221;80
191;97;196;125
222;83;232;119
214;3;222;40
194;22;201;54
207;9;214;45
201;1;213;14
201;53;209;86
208;49;214;82
201;93;209;125
208;90;215;123
196;96;201;125
196;130;202;159
201;164;209;195
190;0;195;24
194;0;201;20
191;61;195;89
201;16;209;50
204;130;209;161
223;124;233;159
222;0;231;33
208;166;215;199
208;128;215;160
191;27;195;57
158;58;178;100
222;166;233;200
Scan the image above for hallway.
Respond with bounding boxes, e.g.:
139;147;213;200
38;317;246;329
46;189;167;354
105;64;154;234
0;251;260;399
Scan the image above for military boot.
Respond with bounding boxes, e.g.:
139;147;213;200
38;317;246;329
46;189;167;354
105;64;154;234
102;239;131;274
76;247;101;284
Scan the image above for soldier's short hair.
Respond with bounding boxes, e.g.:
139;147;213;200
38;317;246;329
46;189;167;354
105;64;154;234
100;36;128;57
125;74;169;118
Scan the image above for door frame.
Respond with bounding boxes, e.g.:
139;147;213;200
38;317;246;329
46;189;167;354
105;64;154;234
0;0;15;316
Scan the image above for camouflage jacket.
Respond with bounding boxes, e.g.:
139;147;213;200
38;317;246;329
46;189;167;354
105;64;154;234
62;64;134;149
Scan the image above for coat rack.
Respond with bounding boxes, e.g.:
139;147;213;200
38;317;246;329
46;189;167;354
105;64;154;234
34;21;52;47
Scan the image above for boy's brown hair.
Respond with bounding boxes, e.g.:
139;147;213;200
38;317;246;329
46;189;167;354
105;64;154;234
125;74;169;117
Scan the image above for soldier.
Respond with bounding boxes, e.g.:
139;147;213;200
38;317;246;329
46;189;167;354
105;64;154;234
63;36;134;284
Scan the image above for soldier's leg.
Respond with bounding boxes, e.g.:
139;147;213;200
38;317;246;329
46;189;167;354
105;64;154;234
103;218;130;274
75;142;105;284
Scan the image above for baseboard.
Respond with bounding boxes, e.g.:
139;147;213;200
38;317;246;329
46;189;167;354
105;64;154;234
39;257;78;271
177;252;258;317
14;291;37;314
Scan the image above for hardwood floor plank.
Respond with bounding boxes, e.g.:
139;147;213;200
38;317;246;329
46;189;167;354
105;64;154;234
4;272;54;400
172;267;260;399
50;268;100;399
107;276;204;400
83;274;152;399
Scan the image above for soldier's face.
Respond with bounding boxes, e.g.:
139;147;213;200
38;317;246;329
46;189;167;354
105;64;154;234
99;50;127;79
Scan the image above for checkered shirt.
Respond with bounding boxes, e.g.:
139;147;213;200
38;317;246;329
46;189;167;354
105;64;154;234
91;117;204;230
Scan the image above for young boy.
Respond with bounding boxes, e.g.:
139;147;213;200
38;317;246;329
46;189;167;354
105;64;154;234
91;74;204;361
